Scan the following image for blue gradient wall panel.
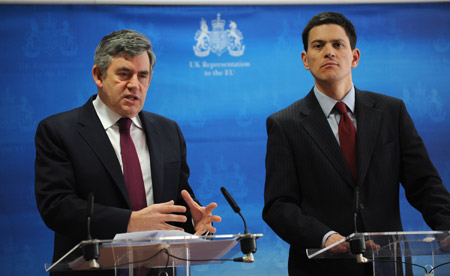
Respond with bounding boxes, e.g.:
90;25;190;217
0;3;449;275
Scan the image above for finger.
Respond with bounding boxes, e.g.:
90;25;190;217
194;229;210;236
161;223;185;232
202;214;222;223
366;240;380;250
194;225;217;236
162;214;188;223
205;225;217;234
204;202;218;213
210;215;222;223
160;200;174;205
181;190;197;207
155;204;187;214
339;244;349;253
139;201;173;213
141;200;176;211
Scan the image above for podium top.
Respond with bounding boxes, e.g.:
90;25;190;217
45;232;263;272
306;230;450;260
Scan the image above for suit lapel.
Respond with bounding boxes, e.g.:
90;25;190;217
354;89;383;186
77;96;131;208
139;112;165;204
299;90;355;187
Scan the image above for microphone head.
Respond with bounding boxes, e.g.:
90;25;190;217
220;187;241;213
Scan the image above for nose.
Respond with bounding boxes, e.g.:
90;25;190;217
127;74;139;90
324;44;336;58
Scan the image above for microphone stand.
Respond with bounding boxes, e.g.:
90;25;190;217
81;193;101;269
349;187;368;263
220;187;257;262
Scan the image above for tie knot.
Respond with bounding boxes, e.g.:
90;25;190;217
118;117;132;132
335;102;348;114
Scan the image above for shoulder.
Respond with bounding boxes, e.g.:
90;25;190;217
356;89;404;106
267;89;319;125
355;89;412;128
36;96;96;138
37;107;82;131
269;98;308;121
140;110;178;127
139;110;184;139
37;96;94;127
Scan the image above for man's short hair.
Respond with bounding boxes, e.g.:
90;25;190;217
302;12;357;51
94;29;156;76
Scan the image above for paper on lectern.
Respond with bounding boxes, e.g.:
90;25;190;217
113;230;204;243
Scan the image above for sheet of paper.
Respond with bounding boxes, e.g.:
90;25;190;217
113;230;202;243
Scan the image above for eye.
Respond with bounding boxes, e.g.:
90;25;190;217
117;72;130;79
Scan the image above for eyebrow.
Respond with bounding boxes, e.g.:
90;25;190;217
116;67;150;75
116;67;131;72
311;38;346;44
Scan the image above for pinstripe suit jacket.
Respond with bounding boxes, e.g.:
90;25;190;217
263;88;450;275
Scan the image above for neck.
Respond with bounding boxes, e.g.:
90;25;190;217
315;79;353;101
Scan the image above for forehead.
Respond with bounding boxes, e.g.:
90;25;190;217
108;52;150;70
308;24;350;43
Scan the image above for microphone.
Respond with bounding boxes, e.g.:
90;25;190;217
221;187;247;233
82;193;101;269
220;187;257;262
349;187;368;263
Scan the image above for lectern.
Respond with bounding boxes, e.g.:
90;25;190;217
45;232;262;276
306;231;450;276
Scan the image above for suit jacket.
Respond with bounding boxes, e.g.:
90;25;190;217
35;95;196;275
263;88;450;275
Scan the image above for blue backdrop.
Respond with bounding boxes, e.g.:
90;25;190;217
0;3;449;275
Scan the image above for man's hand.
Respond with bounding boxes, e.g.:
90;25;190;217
181;189;222;235
325;233;349;254
439;235;450;252
127;200;188;232
325;233;380;255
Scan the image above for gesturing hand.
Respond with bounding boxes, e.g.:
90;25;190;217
181;190;222;235
127;200;188;232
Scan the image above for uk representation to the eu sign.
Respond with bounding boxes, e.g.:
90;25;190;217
0;3;449;275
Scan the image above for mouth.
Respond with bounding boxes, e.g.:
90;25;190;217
124;95;138;101
321;62;339;68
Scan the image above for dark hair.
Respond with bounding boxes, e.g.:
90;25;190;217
302;12;357;51
94;29;156;76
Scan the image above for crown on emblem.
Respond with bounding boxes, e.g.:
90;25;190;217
211;13;225;31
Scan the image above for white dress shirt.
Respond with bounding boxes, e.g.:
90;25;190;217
93;95;154;206
313;85;357;247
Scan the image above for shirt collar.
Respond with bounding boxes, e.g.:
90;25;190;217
314;85;355;118
92;95;143;130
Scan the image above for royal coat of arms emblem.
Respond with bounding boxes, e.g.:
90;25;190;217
193;13;245;57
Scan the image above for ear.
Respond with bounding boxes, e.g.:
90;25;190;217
301;51;310;70
92;65;104;88
351;48;360;69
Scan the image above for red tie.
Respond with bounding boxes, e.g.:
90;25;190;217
335;102;357;182
119;118;147;211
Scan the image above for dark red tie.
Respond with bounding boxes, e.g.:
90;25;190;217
335;102;357;182
119;118;147;211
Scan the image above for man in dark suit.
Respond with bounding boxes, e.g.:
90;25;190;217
35;29;221;275
262;12;450;275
